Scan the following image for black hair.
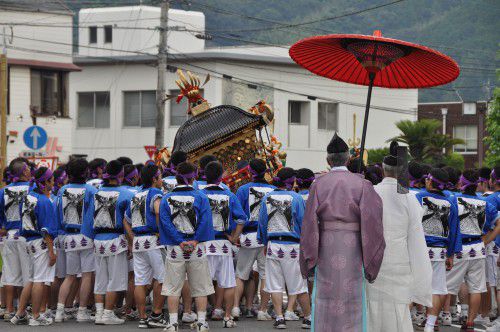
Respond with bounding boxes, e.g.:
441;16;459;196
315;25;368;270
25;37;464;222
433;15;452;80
66;158;89;184
89;158;107;178
53;165;66;180
429;168;449;191
170;151;188;167
296;168;315;189
8;158;28;181
479;167;492;181
347;158;366;174
34;167;51;193
199;155;217;170
141;164;160;188
3;167;10;185
175;162;196;185
103;160;124;186
117;156;133;166
249;158;267;179
135;163;145;186
462;169;479;195
442;166;461;187
365;165;383;186
205;161;224;184
273;167;295;188
124;164;138;186
421;164;432;175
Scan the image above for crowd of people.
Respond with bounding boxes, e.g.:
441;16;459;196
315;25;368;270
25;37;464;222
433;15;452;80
0;133;498;332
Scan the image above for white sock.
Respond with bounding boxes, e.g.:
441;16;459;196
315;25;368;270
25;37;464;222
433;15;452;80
198;311;206;323
169;313;178;325
96;303;104;314
462;304;469;317
451;305;457;315
103;309;113;317
426;315;437;327
276;315;284;320
56;303;64;311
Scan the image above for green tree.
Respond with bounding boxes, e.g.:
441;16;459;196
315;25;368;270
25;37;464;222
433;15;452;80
389;119;441;161
484;87;500;167
441;152;465;170
424;134;465;163
367;147;389;164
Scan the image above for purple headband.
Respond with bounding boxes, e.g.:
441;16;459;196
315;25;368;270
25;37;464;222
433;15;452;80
35;168;54;191
55;171;67;185
198;169;207;181
124;169;139;185
273;176;296;190
103;169;125;185
459;175;478;191
409;173;425;188
492;170;500;184
478;177;489;183
178;171;197;185
11;163;28;183
427;174;447;190
91;163;106;179
250;167;268;181
296;176;315;186
163;163;177;177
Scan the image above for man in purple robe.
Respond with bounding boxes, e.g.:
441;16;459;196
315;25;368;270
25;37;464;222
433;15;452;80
299;133;385;332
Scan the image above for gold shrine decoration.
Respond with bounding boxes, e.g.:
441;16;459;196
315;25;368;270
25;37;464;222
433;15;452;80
348;113;361;148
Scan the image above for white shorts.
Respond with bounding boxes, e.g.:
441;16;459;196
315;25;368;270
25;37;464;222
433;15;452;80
161;258;214;297
431;261;448;295
66;248;95;275
207;255;236;288
134;249;165;286
486;255;497;286
31;252;56;284
55;247;66;279
264;257;308;295
1;238;32;286
447;258;487;295
94;252;128;294
235;247;265;280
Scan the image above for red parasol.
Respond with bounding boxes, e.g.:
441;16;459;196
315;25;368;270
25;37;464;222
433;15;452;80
289;30;460;169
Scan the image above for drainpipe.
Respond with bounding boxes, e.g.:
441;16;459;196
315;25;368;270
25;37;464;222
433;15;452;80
441;108;448;154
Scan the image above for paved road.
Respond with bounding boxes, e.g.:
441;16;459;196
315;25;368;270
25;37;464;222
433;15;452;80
2;319;481;332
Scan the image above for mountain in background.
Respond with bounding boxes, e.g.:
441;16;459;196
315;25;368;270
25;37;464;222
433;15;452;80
66;0;499;103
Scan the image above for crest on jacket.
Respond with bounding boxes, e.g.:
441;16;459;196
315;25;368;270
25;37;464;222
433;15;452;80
93;191;119;229
131;191;148;228
457;197;486;236
21;195;38;232
422;196;451;238
167;196;196;234
207;194;230;232
248;186;274;221
4;186;29;222
266;194;293;233
62;188;86;225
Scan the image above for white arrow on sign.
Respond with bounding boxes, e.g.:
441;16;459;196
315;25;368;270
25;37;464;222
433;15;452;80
30;127;41;149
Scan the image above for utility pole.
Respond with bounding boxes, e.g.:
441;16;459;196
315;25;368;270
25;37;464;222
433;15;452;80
155;0;169;149
0;27;8;182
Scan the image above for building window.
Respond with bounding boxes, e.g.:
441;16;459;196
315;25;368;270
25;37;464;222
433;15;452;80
123;91;156;127
77;92;110;128
104;25;112;43
89;26;97;44
288;101;310;124
30;70;68;117
318;102;338;131
453;125;478;153
169;89;203;126
463;103;476;115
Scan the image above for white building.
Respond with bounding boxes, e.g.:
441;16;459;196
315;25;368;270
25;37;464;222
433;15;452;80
71;5;418;171
1;1;78;166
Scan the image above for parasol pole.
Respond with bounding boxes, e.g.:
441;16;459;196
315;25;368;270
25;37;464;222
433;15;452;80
358;72;375;173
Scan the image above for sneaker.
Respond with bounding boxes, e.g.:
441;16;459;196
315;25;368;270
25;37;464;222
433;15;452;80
147;314;168;328
11;314;29;325
212;308;224;321
55;309;68;323
138;318;149;329
164;322;179;331
0;307;5;317
230;307;240;321
126;309;139;321
284;310;300;321
476;314;492;326
102;311;125;325
95;311;104;325
301;318;311;329
416;319;429;331
197;321;210;331
182;311;197;323
441;312;452;326
41;311;54;323
223;317;236;328
487;322;500;332
257;310;273;321
3;312;14;322
461;321;475;332
452;313;461;323
274;318;286;329
29;316;53;326
414;313;426;326
244;308;254;318
77;309;94;322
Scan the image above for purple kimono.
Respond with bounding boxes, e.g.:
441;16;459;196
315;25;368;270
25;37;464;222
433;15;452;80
300;168;385;332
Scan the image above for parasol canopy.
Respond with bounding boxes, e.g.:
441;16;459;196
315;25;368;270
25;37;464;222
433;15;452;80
289;30;460;89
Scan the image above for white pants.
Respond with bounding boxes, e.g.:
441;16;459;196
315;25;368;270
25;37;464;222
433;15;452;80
94;252;128;294
1;238;32;286
235;247;265;280
446;258;487;295
207;255;236;288
264;257;308;295
31;251;56;283
431;261;447;295
66;248;96;275
133;249;165;286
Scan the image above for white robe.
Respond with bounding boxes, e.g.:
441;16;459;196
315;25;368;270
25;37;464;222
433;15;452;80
367;177;433;332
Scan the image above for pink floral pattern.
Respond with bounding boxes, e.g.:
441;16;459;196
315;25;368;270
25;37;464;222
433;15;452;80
331;254;347;270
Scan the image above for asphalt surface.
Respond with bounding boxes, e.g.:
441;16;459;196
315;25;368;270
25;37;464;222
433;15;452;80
1;319;481;332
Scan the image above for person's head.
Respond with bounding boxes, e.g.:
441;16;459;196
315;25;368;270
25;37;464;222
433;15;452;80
296;168;315;190
89;158;107;179
273;167;296;190
408;161;424;188
326;133;349;168
249;158;268;182
425;168;449;192
103;160;124;186
205;161;224;185
366;165;383;185
477;167;492;192
381;141;402;179
165;151;188;176
66;158;89;184
490;166;500;190
135;163;144;186
53;165;68;193
8;158;31;182
3;167;11;185
140;164;162;189
347;158;366;174
459;169;479;195
123;164;139;187
117;156;133;166
198;155;217;180
175;162;197;186
442;166;461;191
34;167;54;194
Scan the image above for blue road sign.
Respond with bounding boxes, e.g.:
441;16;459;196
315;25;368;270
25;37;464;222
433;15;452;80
23;126;48;150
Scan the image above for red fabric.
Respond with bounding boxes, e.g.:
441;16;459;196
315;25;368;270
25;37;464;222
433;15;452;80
289;34;460;89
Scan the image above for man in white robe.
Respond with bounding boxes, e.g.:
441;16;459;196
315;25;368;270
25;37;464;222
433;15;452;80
367;144;433;332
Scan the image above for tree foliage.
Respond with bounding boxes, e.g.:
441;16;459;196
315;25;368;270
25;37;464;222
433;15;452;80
367;147;389;164
484;86;500;167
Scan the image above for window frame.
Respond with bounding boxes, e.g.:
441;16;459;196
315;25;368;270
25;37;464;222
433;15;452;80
104;25;112;44
168;89;202;127
288;101;304;124
453;125;478;154
77;91;110;129
30;69;68;118
122;90;156;128
463;102;476;115
317;102;338;131
89;26;97;44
